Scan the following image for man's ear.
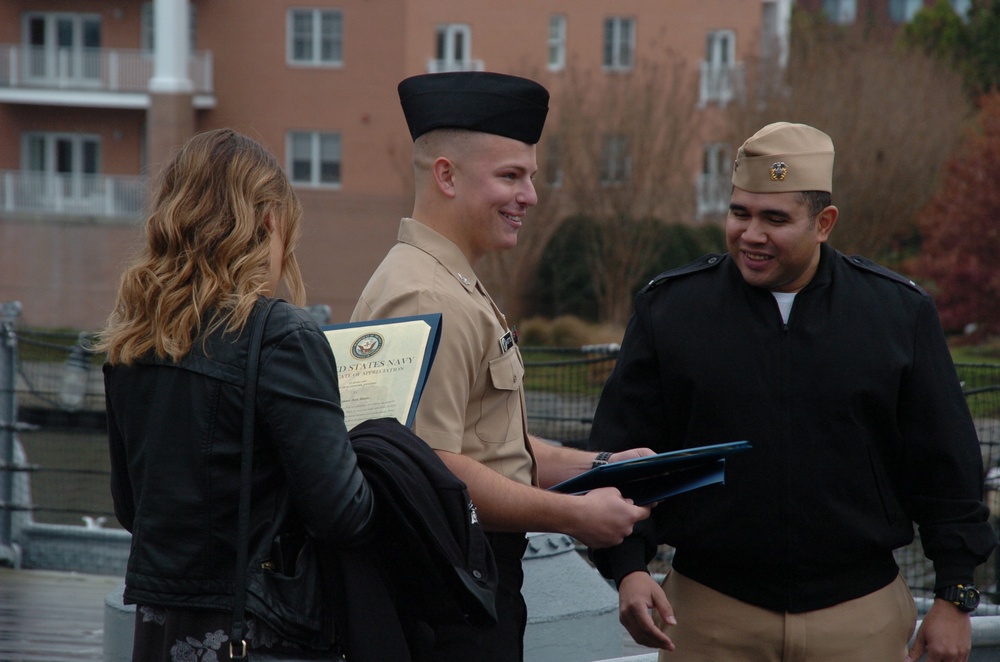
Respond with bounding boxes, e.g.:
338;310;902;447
816;205;838;243
432;156;457;199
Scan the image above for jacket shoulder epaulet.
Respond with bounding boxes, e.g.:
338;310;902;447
842;254;925;295
641;253;726;293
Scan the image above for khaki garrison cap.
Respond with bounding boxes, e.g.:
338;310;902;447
732;122;835;194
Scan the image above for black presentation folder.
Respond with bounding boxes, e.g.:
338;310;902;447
548;440;752;506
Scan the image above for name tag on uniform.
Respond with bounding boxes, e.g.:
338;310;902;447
499;330;515;353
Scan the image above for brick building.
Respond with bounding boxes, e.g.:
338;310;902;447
0;0;791;329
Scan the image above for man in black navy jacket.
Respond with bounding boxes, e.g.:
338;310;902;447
589;122;996;661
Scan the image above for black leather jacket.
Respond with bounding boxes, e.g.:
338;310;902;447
105;298;374;610
590;246;995;612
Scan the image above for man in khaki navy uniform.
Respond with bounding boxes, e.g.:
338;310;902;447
352;71;653;661
588;122;997;662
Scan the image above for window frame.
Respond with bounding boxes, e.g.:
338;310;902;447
287;130;342;188
433;23;473;72
706;29;736;69
949;0;971;18
602;17;635;72
697;142;732;217
889;0;923;23
542;135;563;188
823;0;857;24
287;8;344;67
21;12;102;82
22;131;101;176
548;15;567;72
599;134;631;185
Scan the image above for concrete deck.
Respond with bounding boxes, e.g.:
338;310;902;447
0;567;120;661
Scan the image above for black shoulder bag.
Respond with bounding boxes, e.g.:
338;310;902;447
229;299;338;661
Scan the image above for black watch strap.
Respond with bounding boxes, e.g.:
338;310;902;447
935;584;980;612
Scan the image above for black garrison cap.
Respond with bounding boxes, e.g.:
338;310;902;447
398;72;549;144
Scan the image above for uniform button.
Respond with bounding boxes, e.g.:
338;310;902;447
708;256;718;264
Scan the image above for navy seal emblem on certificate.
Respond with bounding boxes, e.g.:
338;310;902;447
351;333;384;360
323;314;441;430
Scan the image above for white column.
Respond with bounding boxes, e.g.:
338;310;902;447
148;0;192;94
774;0;792;69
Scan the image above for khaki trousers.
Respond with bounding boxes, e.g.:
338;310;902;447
656;570;916;662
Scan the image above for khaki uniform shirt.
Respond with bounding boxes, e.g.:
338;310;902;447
352;218;536;486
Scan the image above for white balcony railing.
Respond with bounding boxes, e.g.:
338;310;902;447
0;44;213;94
426;58;485;73
0;170;147;219
696;172;731;218
699;62;746;107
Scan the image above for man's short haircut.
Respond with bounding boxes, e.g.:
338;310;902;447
797;191;832;218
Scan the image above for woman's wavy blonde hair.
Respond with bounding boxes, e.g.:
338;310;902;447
99;128;306;365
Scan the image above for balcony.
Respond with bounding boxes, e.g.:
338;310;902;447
699;62;746;107
0;44;214;109
0;170;147;220
696;172;731;218
426;58;485;73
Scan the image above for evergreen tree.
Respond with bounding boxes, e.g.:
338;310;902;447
902;0;1000;96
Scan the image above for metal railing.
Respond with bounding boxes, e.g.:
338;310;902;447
696;172;730;218
426;58;485;73
2;305;999;602
698;61;746;107
521;347;1000;602
0;44;214;94
0;170;147;219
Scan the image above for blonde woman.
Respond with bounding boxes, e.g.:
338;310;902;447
100;128;373;661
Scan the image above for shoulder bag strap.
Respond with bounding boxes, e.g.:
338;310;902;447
230;297;278;659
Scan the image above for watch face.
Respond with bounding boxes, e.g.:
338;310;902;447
961;586;981;611
938;585;980;612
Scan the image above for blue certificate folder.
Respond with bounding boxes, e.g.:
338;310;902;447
549;441;752;506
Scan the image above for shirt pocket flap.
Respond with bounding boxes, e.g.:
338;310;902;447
488;350;523;392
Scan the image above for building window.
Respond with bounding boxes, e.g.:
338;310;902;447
288;131;341;187
548;15;566;72
22;13;102;82
21;132;101;207
288;9;343;66
949;0;971;18
823;0;857;24
600;135;630;185
701;29;742;106
23;132;99;176
430;24;480;72
543;135;562;187
697;142;731;217
602;17;634;71
141;3;197;54
889;0;923;22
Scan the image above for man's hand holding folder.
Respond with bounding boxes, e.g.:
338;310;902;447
549;441;752;506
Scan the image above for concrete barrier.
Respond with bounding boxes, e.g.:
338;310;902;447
17;522;129;575
523;532;622;661
103;582;134;662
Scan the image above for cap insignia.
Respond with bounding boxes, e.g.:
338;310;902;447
770;161;788;181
